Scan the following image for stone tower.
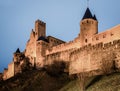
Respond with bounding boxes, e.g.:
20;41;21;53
36;39;48;68
80;8;98;45
35;20;48;68
13;48;21;62
35;20;46;40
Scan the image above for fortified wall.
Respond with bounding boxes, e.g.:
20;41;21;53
2;7;120;80
69;39;120;74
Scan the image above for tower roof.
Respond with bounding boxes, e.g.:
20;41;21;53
82;8;93;20
93;14;97;20
15;48;20;53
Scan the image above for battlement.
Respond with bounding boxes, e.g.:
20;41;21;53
70;39;120;56
35;19;46;26
92;24;120;45
3;5;120;81
46;39;77;55
80;18;98;25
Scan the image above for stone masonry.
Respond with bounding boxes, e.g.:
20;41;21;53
2;7;120;80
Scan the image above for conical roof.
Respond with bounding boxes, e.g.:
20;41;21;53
15;48;20;53
82;8;93;20
93;14;97;20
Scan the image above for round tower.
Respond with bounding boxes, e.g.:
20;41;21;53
80;8;98;45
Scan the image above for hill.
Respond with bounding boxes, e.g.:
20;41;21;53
0;69;70;91
59;72;120;91
0;69;120;91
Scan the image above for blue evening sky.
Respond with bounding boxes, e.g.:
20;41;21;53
0;0;120;72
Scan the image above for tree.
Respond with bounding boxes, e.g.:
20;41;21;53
21;57;32;71
101;53;116;75
77;72;87;91
45;61;66;77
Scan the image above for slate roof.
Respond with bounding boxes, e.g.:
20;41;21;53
82;8;93;20
93;14;97;20
37;36;49;43
82;8;97;21
15;48;20;53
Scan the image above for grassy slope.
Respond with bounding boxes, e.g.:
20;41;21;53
59;73;120;91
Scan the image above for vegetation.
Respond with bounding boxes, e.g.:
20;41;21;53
21;57;32;72
45;61;66;77
59;72;120;91
101;53;116;75
0;58;120;91
77;72;88;91
0;69;70;91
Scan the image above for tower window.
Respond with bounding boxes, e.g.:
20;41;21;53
84;27;86;30
85;39;87;43
87;20;89;23
103;34;106;38
96;37;99;40
111;33;114;36
91;21;93;24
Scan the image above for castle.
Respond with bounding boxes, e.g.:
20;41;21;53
2;7;120;80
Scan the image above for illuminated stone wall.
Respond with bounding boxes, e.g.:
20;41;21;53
69;39;120;74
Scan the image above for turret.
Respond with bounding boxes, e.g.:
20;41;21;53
80;8;98;45
13;48;21;62
34;19;48;68
35;20;46;40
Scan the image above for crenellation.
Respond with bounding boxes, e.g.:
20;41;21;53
35;19;46;26
3;7;120;80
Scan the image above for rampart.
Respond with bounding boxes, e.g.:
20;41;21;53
69;39;120;74
46;39;80;55
46;25;120;56
92;24;120;45
3;62;14;80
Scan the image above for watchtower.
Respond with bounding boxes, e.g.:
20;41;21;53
35;20;46;40
80;8;98;45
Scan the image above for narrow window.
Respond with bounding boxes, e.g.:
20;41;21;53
96;37;99;40
85;39;87;43
111;33;114;36
87;20;89;23
103;34;106;38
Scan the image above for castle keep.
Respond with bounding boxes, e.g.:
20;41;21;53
3;8;120;80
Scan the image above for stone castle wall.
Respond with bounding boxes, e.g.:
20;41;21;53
46;24;120;56
25;30;36;66
92;25;120;45
47;36;65;48
3;62;14;80
45;48;75;65
3;6;120;80
2;18;120;80
69;39;120;74
46;40;80;55
3;68;8;80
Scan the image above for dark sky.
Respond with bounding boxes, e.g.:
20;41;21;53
0;0;120;72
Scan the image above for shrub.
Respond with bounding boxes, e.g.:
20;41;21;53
45;61;66;77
